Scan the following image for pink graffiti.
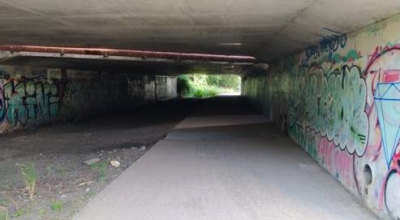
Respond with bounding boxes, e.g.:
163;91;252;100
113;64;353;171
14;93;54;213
318;137;355;186
363;45;400;217
0;82;5;123
363;45;400;159
380;150;400;211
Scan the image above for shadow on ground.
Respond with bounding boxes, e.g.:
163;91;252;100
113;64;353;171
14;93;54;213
0;96;256;220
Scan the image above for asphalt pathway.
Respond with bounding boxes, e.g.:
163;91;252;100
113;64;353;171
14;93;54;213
74;98;377;220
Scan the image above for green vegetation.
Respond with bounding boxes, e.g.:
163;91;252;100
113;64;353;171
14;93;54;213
90;161;108;183
12;208;27;218
0;207;8;220
39;209;46;218
50;201;63;212
177;74;241;98
0;199;8;208
20;163;36;200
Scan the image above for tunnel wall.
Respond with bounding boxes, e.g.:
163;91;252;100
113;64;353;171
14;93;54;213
243;14;400;220
0;66;177;134
155;75;178;101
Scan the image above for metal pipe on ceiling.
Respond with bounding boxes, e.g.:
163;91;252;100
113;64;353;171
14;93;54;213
0;45;257;64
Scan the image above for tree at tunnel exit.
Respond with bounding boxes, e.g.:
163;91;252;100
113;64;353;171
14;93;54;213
177;74;241;98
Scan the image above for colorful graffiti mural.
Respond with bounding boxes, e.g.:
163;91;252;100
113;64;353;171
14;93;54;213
301;34;347;67
293;44;400;219
374;82;400;167
301;65;368;155
0;71;64;129
0;67;179;133
363;45;400;219
0;86;5;123
244;19;400;219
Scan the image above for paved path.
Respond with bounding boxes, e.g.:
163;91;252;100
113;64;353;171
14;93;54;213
74;114;377;220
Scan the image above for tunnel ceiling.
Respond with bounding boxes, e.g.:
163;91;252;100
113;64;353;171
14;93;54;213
0;0;400;62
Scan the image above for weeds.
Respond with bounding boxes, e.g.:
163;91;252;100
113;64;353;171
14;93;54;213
39;209;46;217
50;201;63;212
12;208;27;218
20;163;36;200
0;206;8;220
0;199;8;220
192;87;218;98
0;200;8;208
90;161;108;183
85;190;96;197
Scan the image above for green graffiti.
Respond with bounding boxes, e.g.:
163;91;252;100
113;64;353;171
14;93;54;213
288;65;368;156
2;79;61;127
317;50;362;65
5;82;28;126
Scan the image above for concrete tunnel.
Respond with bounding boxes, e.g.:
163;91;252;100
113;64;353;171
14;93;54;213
0;0;400;219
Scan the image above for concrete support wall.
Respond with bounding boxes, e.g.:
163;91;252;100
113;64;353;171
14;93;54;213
0;65;177;134
243;14;400;220
155;75;178;101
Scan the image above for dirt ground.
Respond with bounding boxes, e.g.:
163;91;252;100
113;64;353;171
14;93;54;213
0;100;191;220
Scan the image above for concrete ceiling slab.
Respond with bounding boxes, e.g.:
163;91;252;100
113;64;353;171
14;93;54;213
0;0;399;62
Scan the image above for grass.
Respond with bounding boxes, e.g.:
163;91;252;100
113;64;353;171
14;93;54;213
20;163;36;200
50;201;63;212
90;161;108;183
0;199;8;220
12;208;27;218
85;190;96;197
39;209;46;218
0;207;8;220
0;200;8;208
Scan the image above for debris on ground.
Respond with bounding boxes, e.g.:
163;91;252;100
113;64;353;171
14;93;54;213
0;100;186;220
83;158;100;166
139;146;146;151
110;160;121;168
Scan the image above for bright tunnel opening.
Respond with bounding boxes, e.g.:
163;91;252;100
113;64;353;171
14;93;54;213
177;74;242;98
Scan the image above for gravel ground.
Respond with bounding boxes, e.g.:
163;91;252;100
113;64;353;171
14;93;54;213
0;100;190;220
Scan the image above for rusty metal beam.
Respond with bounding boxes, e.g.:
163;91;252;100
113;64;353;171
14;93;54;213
0;45;257;64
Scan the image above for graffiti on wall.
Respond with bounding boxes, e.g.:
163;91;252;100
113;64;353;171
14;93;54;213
0;70;64;128
374;82;400;167
304;65;368;155
301;34;348;67
317;137;355;186
287;44;400;219
242;33;400;219
362;45;400;218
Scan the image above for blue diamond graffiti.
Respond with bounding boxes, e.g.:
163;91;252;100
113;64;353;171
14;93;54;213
374;83;400;168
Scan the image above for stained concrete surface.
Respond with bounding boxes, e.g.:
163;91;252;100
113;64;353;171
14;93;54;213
1;0;400;61
174;114;268;129
73;98;377;220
